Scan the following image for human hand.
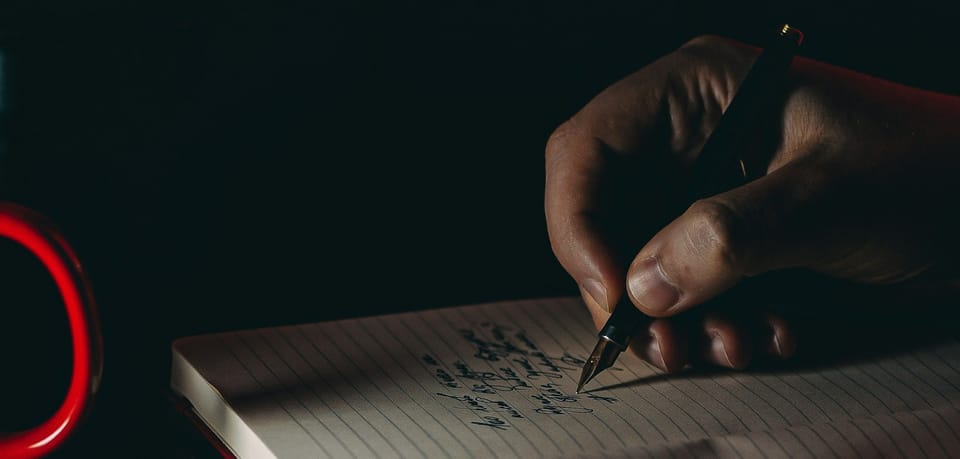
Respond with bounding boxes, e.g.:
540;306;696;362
545;35;960;372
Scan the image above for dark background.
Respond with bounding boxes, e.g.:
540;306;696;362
0;0;958;456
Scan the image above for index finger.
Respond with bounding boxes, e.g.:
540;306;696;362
544;121;627;313
544;48;696;316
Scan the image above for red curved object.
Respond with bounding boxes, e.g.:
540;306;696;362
0;203;103;459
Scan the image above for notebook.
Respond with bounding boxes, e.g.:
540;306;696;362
170;297;960;458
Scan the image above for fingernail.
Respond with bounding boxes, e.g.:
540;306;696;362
710;331;733;367
581;279;610;312
773;332;784;357
628;257;680;313
644;333;669;372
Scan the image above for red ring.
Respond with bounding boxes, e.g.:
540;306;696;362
0;204;102;459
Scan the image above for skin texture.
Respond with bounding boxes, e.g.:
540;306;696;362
544;35;960;372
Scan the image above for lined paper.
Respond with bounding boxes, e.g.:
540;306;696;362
171;298;960;458
637;404;960;459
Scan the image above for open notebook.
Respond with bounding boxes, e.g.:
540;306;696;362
170;297;960;458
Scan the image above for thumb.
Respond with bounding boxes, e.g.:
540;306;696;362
627;161;848;317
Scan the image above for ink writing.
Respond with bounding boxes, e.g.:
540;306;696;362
429;321;619;430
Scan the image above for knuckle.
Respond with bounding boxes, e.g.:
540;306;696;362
675;34;752;68
546;231;579;279
680;34;727;51
685;199;749;271
545;120;575;161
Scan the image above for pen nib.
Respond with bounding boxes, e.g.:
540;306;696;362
576;338;625;393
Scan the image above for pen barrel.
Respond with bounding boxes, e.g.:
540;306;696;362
687;26;802;201
599;298;644;348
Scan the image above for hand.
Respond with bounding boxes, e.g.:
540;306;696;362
545;35;960;372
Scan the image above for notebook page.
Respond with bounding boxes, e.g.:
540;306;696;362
171;297;960;458
638;404;960;459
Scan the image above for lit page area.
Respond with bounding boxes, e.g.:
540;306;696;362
171;298;960;458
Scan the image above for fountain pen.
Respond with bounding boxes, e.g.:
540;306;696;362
576;24;804;393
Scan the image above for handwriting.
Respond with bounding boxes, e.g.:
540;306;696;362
531;394;594;415
511;357;563;380
432;322;619;430
452;360;531;392
471;384;496;394
515;331;539;351
460;329;528;362
484;398;524;419
471;416;509;431
437;393;490;412
436;393;524;419
435;368;460;389
531;351;567;373
587;394;618;404
539;383;579;403
559;352;585;366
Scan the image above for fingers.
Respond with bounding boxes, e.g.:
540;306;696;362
547;124;629;312
762;312;797;359
626;160;845;317
545;49;692;313
628;308;797;373
632;319;688;373
579;283;612;331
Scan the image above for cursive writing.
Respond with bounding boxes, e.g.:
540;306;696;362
471;416;509;430
436;393;524;419
532;394;594;415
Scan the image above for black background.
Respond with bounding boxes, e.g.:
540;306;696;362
0;0;958;456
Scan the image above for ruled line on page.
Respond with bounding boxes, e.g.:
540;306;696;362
236;330;394;457
215;332;332;458
256;325;394;458
510;300;699;443
172;297;960;458
534;300;733;437
494;301;671;445
407;311;543;457
444;306;618;450
478;306;651;447
527;299;716;439
269;328;381;458
376;314;505;458
304;323;439;457
529;298;960;455
643;404;960;459
353;318;478;457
